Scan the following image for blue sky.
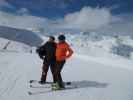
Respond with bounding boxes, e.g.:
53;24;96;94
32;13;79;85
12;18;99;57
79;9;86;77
0;0;132;34
0;0;133;18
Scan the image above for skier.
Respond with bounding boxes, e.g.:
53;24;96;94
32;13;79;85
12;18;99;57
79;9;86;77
52;35;73;90
36;36;56;84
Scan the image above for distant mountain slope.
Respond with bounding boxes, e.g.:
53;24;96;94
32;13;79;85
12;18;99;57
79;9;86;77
0;26;43;46
0;37;31;52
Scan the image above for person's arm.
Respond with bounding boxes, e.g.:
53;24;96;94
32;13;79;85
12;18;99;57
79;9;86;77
36;43;47;59
66;46;73;59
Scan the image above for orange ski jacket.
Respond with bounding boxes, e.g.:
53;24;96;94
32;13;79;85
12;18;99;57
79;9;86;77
56;42;73;61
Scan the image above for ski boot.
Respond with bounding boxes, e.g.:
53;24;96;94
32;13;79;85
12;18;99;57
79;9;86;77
38;80;46;85
51;82;61;90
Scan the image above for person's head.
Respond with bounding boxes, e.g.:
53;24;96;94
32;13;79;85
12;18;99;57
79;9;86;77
48;36;55;42
58;35;66;42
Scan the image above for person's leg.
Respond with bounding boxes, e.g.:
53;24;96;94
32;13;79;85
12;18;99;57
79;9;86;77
40;60;49;83
56;60;66;88
50;60;56;83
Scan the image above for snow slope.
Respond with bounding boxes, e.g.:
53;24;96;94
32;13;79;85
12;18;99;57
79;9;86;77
0;51;133;100
0;34;133;100
0;37;31;52
66;33;133;59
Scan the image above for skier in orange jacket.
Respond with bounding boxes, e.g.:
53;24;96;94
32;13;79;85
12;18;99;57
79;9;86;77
54;35;73;89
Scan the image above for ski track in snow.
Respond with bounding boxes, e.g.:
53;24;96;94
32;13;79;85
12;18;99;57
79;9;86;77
0;52;133;100
0;53;21;98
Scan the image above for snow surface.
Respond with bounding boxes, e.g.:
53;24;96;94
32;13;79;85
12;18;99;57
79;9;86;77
0;37;31;52
65;33;133;59
0;50;133;100
0;36;133;100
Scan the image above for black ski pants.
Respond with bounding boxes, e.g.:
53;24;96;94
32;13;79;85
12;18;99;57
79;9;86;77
41;59;56;82
54;60;66;88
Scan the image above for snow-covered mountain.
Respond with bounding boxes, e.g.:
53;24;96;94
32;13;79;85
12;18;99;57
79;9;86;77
0;26;43;46
64;32;133;59
0;31;133;100
0;27;133;59
0;37;31;52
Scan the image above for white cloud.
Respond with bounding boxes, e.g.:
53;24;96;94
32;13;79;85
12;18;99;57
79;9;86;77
53;6;133;35
0;6;115;32
0;6;132;35
54;7;114;31
99;14;133;35
0;0;13;8
0;11;49;31
16;8;30;15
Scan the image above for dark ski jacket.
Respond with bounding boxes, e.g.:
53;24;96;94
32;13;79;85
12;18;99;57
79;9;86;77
36;41;56;61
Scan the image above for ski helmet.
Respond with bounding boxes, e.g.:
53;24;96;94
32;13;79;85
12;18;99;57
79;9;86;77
58;35;66;41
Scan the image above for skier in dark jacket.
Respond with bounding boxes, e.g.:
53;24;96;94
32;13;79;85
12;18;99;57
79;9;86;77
36;36;56;84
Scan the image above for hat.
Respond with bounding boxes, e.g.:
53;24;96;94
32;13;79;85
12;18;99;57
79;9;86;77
58;35;66;41
49;36;55;41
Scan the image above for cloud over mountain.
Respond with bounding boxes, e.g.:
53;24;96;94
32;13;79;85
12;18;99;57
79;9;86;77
0;6;132;35
55;7;113;30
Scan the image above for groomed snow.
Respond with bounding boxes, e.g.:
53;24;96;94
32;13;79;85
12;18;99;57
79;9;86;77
0;35;133;100
0;51;133;100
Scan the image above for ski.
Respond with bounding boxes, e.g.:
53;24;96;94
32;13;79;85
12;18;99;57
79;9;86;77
28;86;78;95
28;80;76;95
30;84;51;88
29;80;71;85
29;80;52;84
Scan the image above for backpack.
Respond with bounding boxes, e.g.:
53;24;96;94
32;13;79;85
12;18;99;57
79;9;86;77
36;45;46;59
